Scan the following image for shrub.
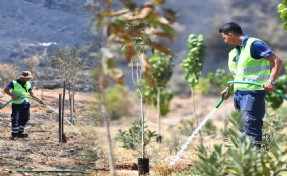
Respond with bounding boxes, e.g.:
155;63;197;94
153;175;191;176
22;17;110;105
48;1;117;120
84;141;102;167
139;80;173;116
185;108;287;176
115;119;157;156
207;68;233;92
265;75;287;109
194;77;211;95
105;85;131;120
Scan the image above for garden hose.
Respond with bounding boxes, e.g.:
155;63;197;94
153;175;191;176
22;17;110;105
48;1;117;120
215;80;287;109
0;96;45;110
0;99;13;110
15;169;89;174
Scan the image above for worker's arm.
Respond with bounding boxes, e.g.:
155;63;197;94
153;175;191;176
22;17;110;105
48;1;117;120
3;86;18;100
28;90;44;105
263;54;283;92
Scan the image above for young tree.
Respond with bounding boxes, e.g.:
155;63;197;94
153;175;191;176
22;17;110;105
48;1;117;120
90;0;177;174
23;56;40;74
141;51;174;142
0;64;19;89
43;47;86;124
181;34;206;143
278;0;287;30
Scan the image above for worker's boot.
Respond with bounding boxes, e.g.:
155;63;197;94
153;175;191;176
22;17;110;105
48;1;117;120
11;133;18;140
18;132;28;138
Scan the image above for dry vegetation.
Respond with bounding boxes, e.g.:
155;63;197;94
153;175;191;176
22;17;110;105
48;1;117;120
0;87;234;175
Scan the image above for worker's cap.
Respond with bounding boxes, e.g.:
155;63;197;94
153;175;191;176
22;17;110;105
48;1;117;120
20;71;33;79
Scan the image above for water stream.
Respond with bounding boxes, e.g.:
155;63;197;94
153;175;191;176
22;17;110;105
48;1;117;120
45;105;58;113
169;108;218;167
45;105;84;138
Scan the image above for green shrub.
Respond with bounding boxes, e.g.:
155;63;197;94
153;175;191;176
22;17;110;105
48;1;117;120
207;68;233;92
194;77;211;95
201;120;217;136
185;108;287;176
139;80;173;116
84;141;102;168
278;0;287;30
265;75;287;109
105;85;131;119
178;119;195;136
88;85;132;121
115;119;157;156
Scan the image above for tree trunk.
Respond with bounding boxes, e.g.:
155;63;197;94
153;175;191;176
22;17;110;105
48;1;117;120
73;88;76;112
191;87;203;144
62;81;66;122
157;87;161;142
99;75;115;176
68;84;74;124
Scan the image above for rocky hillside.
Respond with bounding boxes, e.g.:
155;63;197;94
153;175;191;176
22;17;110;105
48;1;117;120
0;0;286;76
0;0;93;65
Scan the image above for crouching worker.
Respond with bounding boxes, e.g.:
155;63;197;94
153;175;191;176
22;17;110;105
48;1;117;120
4;71;44;140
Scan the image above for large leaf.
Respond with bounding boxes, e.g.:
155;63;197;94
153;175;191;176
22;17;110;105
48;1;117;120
147;42;175;57
153;0;165;5
119;0;136;10
162;8;177;23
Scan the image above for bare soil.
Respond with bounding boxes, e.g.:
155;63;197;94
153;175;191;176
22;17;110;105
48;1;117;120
0;89;234;176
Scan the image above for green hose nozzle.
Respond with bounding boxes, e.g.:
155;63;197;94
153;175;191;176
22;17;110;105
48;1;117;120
15;169;89;174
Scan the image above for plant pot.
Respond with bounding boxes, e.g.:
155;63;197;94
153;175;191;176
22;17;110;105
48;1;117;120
138;158;149;175
156;135;162;143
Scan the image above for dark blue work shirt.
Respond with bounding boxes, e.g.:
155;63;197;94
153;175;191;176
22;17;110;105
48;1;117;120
235;35;273;60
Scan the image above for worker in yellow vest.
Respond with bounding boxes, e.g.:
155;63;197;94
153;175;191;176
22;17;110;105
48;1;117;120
4;71;44;140
219;22;283;148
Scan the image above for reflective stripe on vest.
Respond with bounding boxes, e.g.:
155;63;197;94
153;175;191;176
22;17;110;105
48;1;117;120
11;81;31;104
228;38;270;92
235;65;270;74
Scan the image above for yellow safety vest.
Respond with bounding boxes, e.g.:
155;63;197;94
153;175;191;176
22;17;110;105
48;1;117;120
11;80;31;104
228;38;270;92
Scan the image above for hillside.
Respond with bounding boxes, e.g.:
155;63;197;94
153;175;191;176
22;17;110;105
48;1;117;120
0;0;92;65
0;0;286;73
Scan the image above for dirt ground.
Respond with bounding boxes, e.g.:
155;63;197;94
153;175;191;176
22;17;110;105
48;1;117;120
0;88;234;176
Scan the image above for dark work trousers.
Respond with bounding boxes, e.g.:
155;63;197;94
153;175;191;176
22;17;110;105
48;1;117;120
11;103;30;137
234;93;266;148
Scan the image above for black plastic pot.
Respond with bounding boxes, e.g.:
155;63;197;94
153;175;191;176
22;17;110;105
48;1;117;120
138;158;149;175
156;135;162;143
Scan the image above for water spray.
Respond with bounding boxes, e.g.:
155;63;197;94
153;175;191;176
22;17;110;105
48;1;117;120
168;80;287;168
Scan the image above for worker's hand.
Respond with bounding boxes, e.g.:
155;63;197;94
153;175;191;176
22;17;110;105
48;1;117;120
263;82;274;92
11;94;18;100
221;88;231;100
38;100;45;105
